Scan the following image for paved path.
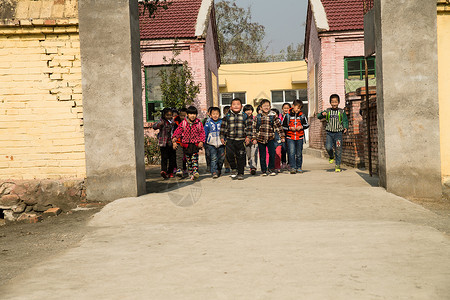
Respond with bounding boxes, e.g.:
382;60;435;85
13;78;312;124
2;155;450;299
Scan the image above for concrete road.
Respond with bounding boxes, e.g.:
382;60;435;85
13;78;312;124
2;155;450;299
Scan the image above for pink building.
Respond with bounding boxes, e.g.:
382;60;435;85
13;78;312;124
304;0;375;150
139;0;220;134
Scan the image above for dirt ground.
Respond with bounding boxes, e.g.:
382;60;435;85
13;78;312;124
1;163;449;288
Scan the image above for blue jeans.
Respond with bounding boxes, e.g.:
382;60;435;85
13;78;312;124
286;139;304;170
207;144;225;174
325;131;343;166
258;139;276;173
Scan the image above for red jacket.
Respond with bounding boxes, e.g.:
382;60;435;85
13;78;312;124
282;108;310;140
172;118;205;145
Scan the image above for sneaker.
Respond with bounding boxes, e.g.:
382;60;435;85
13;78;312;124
297;169;303;174
335;165;341;172
237;174;244;180
329;158;335;164
176;169;183;178
231;169;238;179
193;171;200;179
250;168;256;175
212;173;219;179
290;169;296;174
262;172;268;176
160;171;168;179
217;170;222;177
269;170;277;176
225;168;231;173
168;173;174;178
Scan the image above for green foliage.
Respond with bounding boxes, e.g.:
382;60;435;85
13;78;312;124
215;0;267;64
266;43;305;62
141;0;172;18
144;136;160;165
159;53;201;110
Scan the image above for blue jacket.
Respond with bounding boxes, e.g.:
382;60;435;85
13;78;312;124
204;118;223;148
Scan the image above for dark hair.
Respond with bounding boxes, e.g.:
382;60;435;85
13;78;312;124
161;107;173;120
171;108;179;115
231;98;242;105
282;103;291;109
330;94;340;103
210;106;221;115
292;100;303;108
207;106;214;114
271;108;280;116
259;99;271;106
256;105;262;113
223;105;230;113
243;104;254;112
186;106;198;115
180;107;187;113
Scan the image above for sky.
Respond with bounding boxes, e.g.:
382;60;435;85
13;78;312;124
224;0;309;54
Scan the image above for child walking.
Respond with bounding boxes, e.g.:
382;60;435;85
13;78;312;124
281;103;291;171
317;94;348;172
172;106;205;180
173;107;187;177
282;100;309;174
220;98;252;180
204;107;225;179
152;107;176;179
243;104;258;175
222;105;231;173
252;99;285;176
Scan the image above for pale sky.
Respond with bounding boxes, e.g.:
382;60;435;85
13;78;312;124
219;0;309;54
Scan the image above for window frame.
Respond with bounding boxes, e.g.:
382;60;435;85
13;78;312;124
219;92;247;113
344;56;376;80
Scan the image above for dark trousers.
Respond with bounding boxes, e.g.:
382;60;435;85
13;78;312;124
325;131;343;166
225;139;246;175
281;141;287;164
160;146;176;174
258;139;276;173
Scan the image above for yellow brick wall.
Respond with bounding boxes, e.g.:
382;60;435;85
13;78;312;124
0;1;85;180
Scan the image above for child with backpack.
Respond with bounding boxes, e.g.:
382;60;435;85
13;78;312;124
243;104;258;175
222;105;231;173
251;99;285;176
220;98;252;180
282;100;310;174
280;103;291;171
152;107;176;179
271;108;283;172
317;94;348;172
172;106;205;180
204;107;225;179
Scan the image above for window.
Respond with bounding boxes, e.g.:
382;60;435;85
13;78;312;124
270;89;308;115
144;65;173;122
219;92;246;113
344;57;376;80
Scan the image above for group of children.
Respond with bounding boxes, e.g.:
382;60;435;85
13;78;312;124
151;94;348;180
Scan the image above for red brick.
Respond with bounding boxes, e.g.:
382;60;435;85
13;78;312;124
43;207;62;216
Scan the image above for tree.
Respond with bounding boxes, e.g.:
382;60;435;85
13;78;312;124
159;52;201;110
141;0;171;18
216;0;267;64
284;43;304;61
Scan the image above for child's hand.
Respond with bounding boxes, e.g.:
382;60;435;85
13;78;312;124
322;111;327;116
289;127;295;131
172;138;177;144
221;138;226;145
198;142;204;149
344;128;348;134
173;143;178;150
281;138;285;143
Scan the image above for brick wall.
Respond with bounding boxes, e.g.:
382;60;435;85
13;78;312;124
360;94;378;175
0;0;85;180
342;93;365;168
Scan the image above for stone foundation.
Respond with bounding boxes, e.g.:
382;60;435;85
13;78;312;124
0;179;86;224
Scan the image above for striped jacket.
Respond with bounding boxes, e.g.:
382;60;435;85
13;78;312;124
282;108;310;140
317;108;349;132
252;111;285;144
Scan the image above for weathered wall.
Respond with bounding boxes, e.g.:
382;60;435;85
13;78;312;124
0;0;85;180
79;0;146;201
203;12;220;109
437;1;450;199
375;0;442;200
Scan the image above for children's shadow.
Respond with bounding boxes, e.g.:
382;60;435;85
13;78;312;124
325;168;347;172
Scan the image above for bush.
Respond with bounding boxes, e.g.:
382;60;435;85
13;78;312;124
144;136;160;165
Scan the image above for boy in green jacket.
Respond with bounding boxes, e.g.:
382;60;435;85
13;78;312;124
317;94;348;172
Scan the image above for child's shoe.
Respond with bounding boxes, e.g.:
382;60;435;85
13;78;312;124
335;165;341;172
290;169;296;174
212;173;218;179
329;158;335;164
176;169;183;178
237;174;244;180
297;169;303;174
262;172;268;176
225;168;231;173
230;169;238;179
269;170;277;176
168;173;174;178
250;168;256;175
160;171;168;179
192;171;200;180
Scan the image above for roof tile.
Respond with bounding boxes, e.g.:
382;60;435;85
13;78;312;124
321;0;364;31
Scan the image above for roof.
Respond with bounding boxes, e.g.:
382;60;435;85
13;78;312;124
139;0;213;40
321;0;364;31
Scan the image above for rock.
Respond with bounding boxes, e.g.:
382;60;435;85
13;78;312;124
12;203;26;213
3;210;17;222
0;194;20;206
22;196;38;206
43;207;62;217
25;205;33;213
17;213;42;224
33;204;52;212
0;182;15;196
0;219;5;226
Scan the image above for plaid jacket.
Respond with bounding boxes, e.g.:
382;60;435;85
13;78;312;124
219;111;252;141
252;111;285;144
152;119;173;147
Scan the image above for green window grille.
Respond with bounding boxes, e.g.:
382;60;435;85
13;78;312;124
344;57;376;80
